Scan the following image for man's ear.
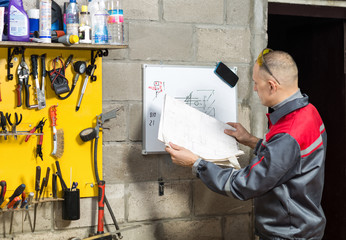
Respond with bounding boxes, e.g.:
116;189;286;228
268;79;278;93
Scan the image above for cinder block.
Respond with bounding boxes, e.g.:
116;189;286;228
54;184;124;229
129;22;194;61
119;223;159;240
236;104;253;167
0;203;52;237
103;143;159;183
107;48;128;60
160;218;223;240
226;0;253;26
102;62;142;101
12;228;90;240
224;214;253;240
124;0;159;20
163;0;223;24
159;154;196;180
193;180;252;216
127;181;191;221
197;27;251;63
129;102;142;141
102;102;127;142
234;65;253;102
121;218;223;240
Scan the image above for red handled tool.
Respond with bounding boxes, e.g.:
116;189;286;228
25;118;46;160
7;196;20;209
97;180;106;234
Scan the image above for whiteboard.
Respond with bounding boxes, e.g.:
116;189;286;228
142;64;238;154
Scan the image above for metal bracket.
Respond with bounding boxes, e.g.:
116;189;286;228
90;49;109;82
158;178;164;196
7;47;25;80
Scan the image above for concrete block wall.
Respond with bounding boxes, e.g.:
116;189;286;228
1;0;269;239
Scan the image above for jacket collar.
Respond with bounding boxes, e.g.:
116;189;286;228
267;94;309;125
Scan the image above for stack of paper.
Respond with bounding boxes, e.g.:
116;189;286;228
158;95;243;169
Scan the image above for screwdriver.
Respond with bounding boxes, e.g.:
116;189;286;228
8;184;25;203
20;192;26;208
42;167;50;200
7;196;20;209
33;166;41;233
0;180;6;206
0;198;9;209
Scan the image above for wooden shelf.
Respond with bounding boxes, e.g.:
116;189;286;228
0;41;128;51
0;198;64;213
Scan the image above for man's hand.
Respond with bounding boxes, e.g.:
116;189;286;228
165;142;199;167
224;122;259;149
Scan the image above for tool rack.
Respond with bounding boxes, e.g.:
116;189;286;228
0;41;127;201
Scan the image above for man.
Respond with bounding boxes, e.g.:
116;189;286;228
165;49;327;239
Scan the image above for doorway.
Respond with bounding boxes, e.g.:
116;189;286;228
268;3;346;239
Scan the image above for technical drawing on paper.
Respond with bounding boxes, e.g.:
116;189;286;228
176;90;216;117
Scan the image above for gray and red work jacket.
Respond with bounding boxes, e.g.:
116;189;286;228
192;93;327;239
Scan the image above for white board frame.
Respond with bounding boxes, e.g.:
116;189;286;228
142;64;238;155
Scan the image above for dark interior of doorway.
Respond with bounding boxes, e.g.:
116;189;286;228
268;13;346;239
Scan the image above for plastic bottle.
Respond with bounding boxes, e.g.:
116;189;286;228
58;34;79;45
88;0;98;20
66;0;79;39
79;5;91;44
39;0;52;43
92;0;108;44
27;9;39;39
8;0;29;42
108;0;123;45
63;2;69;33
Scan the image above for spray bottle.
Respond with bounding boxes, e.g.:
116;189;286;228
39;0;52;43
8;0;29;41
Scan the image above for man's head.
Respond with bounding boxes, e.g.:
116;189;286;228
252;49;299;107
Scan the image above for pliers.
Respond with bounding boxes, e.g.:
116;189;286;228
25;118;46;160
17;53;30;108
0;111;7;140
6;112;22;139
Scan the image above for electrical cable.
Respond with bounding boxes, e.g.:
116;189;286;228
93;133;122;239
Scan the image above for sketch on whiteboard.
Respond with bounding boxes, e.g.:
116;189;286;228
142;64;238;155
148;81;165;99
176;90;216;117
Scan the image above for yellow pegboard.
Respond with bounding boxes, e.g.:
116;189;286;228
0;47;103;199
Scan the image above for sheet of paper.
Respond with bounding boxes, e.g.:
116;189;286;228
158;95;243;169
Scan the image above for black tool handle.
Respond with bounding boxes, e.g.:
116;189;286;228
44;167;50;188
9;184;25;203
52;174;57;198
39;177;46;200
24;82;31;108
55;161;67;190
41;54;46;77
65;54;73;68
0;181;6;205
31;55;39;77
35;166;41;193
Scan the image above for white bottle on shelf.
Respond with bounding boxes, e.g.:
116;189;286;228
79;5;91;44
92;0;108;44
107;0;124;45
39;0;52;43
66;0;79;41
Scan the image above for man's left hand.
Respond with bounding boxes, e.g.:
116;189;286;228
165;142;199;167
